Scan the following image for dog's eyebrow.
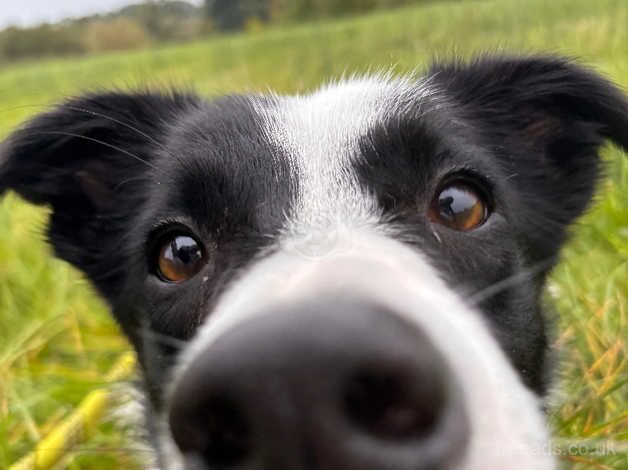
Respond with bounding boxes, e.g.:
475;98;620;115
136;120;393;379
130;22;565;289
147;216;198;234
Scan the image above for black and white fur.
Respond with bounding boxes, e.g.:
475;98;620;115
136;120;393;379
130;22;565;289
1;55;627;469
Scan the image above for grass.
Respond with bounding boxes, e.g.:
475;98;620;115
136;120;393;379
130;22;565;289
0;0;626;468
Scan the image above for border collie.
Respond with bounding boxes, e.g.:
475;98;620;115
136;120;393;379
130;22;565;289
1;55;627;469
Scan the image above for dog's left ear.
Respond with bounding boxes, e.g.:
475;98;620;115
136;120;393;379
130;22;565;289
0;91;198;291
431;55;628;151
431;55;628;259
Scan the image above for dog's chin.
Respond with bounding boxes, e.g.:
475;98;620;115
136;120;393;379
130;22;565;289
150;231;554;470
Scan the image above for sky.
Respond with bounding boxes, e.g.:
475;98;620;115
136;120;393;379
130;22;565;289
0;0;204;28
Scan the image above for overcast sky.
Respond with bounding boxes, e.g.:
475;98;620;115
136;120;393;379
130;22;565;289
0;0;203;28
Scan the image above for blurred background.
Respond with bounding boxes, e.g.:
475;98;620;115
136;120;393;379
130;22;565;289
0;0;626;468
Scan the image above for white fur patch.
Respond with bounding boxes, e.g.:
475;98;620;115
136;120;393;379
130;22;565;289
257;74;431;253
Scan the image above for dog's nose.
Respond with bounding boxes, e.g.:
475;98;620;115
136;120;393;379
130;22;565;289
168;298;468;469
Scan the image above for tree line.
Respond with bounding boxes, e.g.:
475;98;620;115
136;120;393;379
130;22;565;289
207;0;431;30
0;1;205;63
0;0;440;63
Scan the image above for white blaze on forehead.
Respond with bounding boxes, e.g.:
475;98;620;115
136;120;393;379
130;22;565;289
256;75;428;232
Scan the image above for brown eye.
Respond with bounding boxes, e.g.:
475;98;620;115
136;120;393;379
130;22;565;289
157;235;207;282
429;182;489;231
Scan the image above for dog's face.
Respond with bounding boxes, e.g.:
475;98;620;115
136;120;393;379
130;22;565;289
1;56;627;469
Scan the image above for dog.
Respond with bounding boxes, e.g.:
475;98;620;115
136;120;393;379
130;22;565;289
1;55;627;469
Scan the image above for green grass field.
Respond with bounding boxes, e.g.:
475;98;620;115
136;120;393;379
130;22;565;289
1;0;626;468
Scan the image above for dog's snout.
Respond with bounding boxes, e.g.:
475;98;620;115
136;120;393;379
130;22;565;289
168;298;468;469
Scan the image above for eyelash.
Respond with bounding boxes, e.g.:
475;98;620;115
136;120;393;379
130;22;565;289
433;170;494;204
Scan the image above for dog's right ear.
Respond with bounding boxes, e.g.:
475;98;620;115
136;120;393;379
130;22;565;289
0;91;198;289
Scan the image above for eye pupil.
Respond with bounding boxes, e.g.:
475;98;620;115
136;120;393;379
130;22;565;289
430;182;488;231
157;235;206;282
172;237;201;264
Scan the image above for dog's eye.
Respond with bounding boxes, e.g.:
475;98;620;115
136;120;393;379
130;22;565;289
429;181;488;231
156;235;207;283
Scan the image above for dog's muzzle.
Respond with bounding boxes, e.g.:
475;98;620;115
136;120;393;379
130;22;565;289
168;297;468;469
162;231;553;470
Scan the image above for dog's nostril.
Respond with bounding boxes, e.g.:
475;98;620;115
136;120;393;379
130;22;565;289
343;367;444;440
171;394;251;468
203;395;250;466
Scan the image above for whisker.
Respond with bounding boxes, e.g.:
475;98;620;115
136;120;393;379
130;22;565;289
2;102;183;164
62;105;181;162
30;131;158;170
136;326;188;351
469;258;556;305
114;175;154;191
